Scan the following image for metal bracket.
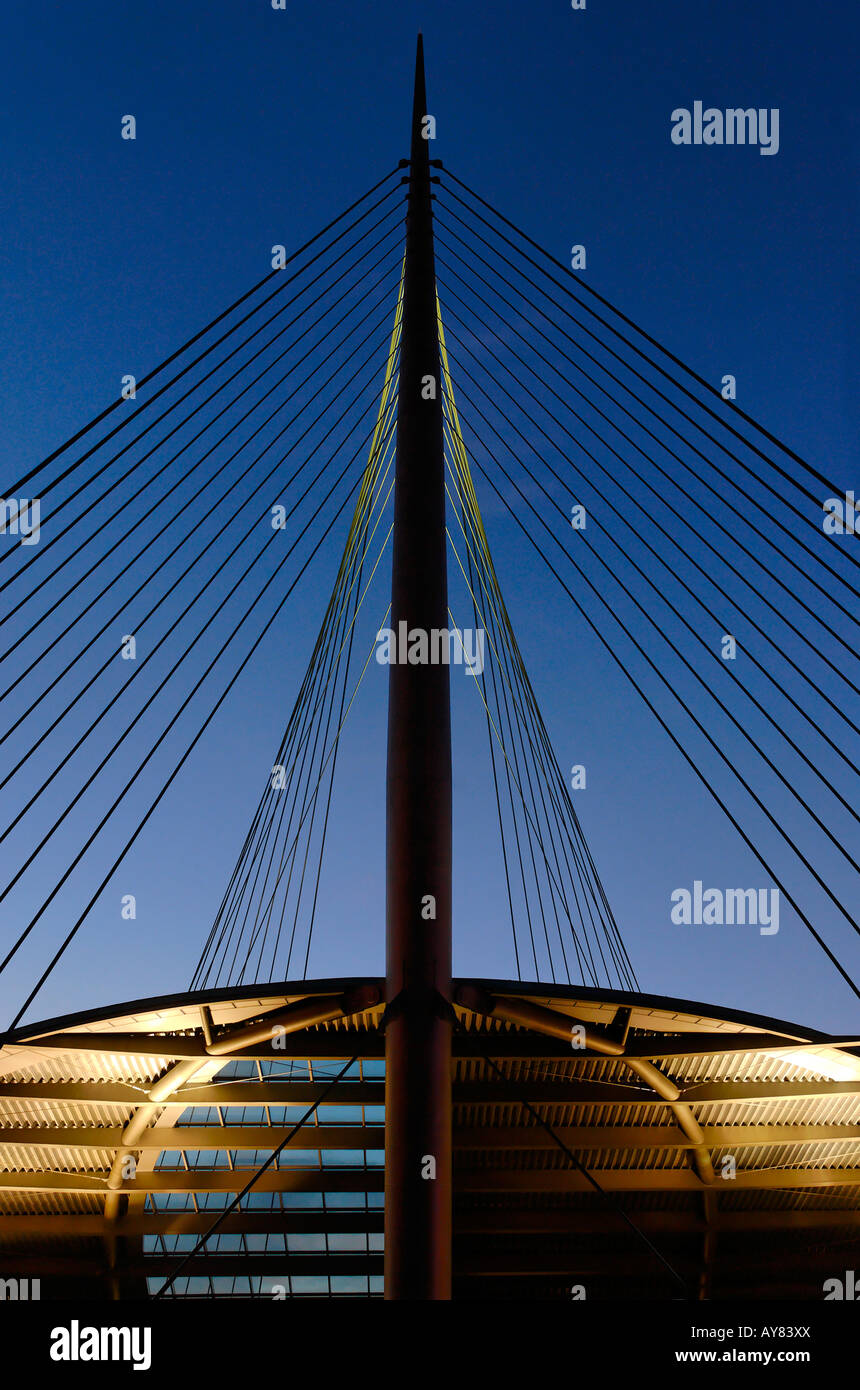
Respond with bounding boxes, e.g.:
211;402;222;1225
381;987;457;1030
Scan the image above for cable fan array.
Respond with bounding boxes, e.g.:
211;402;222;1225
193;275;641;993
1;150;855;1028
432;166;859;1000
440;307;637;990
0;169;407;1029
193;284;402;988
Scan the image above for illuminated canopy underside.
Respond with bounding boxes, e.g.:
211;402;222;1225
0;979;857;1300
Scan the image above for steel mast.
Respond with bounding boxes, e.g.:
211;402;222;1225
383;34;453;1300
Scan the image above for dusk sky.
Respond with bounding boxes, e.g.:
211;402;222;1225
0;0;857;1034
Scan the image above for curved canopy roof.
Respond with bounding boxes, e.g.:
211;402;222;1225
1;978;857;1299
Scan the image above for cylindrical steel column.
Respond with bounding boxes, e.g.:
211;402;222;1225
383;33;453;1300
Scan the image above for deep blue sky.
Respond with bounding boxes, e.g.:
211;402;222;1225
0;1;857;1032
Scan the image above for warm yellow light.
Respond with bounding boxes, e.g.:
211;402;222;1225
782;1047;860;1082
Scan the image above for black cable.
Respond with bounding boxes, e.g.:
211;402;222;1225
0;325;399;857
2;167;401;504
447;411;822;989
272;522;374;981
241;459;388;984
468;554;561;980
0;423;372;1017
298;534;370;981
456;484;609;988
447;443;636;990
299;458;381;980
440;332;860;877
0;221;402;680
434;195;860;617
477;578;541;977
253;524;382;984
434;262;860;745
452;392;860;949
229;357;399;984
446;460;605;987
195;428;396;986
457;487;576;986
0;380;393;933
440;170;855;532
478;1050;691;1298
434;238;860;710
151;1054;359;1299
191;620;330;987
459;484;523;982
0;192;404;614
0;274;402;767
0;256;403;766
204;586;351;985
453;405;860;1001
450;473;554;981
227;588;392;975
207;412;397;986
446;415;668;991
197;561;358;985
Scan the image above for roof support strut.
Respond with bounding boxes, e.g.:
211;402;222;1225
457;985;716;1184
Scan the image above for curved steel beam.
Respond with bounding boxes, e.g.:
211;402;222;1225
456;984;715;1184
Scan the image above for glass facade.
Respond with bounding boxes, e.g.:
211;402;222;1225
145;1057;385;1298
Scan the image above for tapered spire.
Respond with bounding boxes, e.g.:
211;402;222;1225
383;34;453;1300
